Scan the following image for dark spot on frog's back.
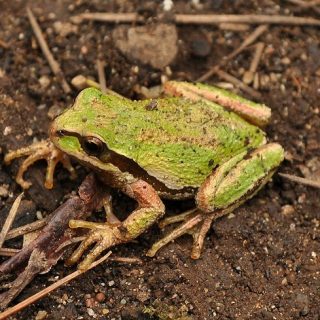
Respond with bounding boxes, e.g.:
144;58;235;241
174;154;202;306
81;117;87;123
208;159;214;167
145;100;158;111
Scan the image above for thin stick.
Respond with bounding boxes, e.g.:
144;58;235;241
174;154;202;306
0;251;112;320
285;0;320;8
96;59;107;93
73;12;142;23
26;7;71;94
279;173;320;189
72;12;320;26
5;219;47;241
109;256;143;264
249;42;265;73
0;193;23;248
174;14;320;26
0;39;9;49
215;69;261;99
197;25;268;82
0;248;20;257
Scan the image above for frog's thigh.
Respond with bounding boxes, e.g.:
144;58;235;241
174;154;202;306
196;143;284;214
163;81;271;126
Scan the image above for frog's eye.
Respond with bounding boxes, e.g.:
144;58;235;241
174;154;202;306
82;136;106;157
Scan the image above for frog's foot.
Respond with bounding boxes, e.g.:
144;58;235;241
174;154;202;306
148;143;285;259
147;210;216;259
4;139;76;189
67;220;126;270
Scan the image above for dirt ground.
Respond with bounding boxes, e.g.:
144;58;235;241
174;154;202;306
0;1;320;319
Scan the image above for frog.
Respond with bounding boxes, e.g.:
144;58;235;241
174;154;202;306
5;81;284;270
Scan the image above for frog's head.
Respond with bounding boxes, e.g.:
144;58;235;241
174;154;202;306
50;87;128;170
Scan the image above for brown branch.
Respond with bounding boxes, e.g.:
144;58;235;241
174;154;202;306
215;69;261;99
0;193;23;248
96;59;107;93
0;248;20;257
0;251;112;320
72;12;320;26
279;173;320;189
5;219;47;241
0;39;9;49
174;14;320;26
26;7;71;94
197;25;268;82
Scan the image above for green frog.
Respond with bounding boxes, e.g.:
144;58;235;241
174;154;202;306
5;81;284;269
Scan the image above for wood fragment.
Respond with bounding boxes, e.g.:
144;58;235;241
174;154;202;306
197;25;268;82
0;39;9;49
73;12;142;24
0;251;112;320
243;42;265;85
218;23;250;31
26;7;71;94
215;69;262;99
109;256;143;264
285;0;320;8
0;248;20;257
279;173;320;189
72;12;320;26
96;59;107;93
5;218;47;241
174;14;320;26
249;42;265;73
0;193;23;249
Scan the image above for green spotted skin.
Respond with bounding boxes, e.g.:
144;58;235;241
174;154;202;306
53;88;266;190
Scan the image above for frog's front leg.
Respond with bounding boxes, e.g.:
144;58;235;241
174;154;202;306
147;143;284;259
68;179;165;270
4;139;76;189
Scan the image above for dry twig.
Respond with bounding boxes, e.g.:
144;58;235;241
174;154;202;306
285;0;320;8
96;59;107;93
197;25;268;82
174;14;320;26
72;12;320;26
279;173;320;189
243;42;265;85
0;193;23;249
26;7;71;94
215;69;261;99
0;251;112;320
0;248;20;257
5;218;47;241
0;39;9;49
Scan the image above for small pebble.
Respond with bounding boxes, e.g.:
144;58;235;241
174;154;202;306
95;292;106;303
85;297;97;308
120;298;127;305
0;185;9;198
190;35;211;58
3;126;12;136
87;308;96;317
108;280;115;287
35;310;48;320
287;271;296;284
38;75;50;89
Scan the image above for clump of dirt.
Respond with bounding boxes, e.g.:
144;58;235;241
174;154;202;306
0;1;319;319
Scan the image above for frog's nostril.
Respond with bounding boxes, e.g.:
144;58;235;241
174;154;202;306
56;130;67;137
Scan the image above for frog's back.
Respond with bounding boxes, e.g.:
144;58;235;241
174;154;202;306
69;88;266;190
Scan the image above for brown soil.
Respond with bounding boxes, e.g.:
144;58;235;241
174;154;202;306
0;1;320;319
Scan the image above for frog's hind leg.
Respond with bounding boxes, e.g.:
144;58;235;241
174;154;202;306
148;143;284;258
163;81;271;127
